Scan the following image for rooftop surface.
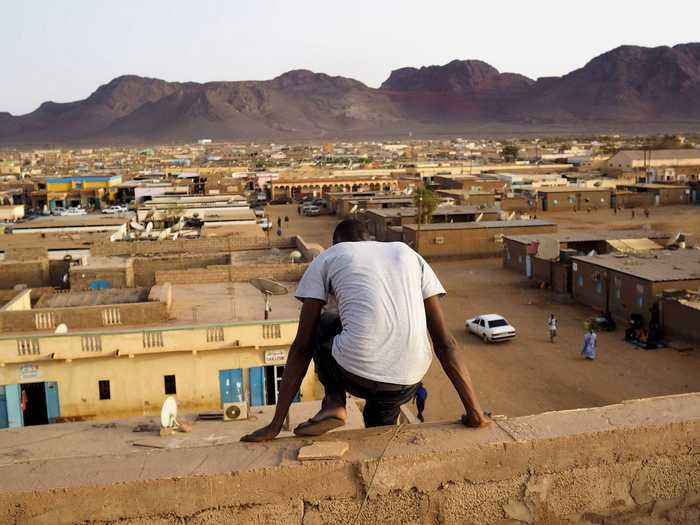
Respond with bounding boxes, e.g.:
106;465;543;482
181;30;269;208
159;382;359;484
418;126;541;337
572;248;700;282
368;205;501;218
504;229;669;244
536;186;611;193
403;219;556;231
169;282;301;324
12;215;129;229
35;288;149;308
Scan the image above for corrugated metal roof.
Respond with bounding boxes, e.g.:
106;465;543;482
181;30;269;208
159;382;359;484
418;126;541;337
503;229;669;245
606;238;663;253
572;249;700;282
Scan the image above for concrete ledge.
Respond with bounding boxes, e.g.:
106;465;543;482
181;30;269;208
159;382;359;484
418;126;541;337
1;393;699;524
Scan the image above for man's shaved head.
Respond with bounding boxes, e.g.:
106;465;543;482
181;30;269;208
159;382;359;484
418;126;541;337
332;219;369;245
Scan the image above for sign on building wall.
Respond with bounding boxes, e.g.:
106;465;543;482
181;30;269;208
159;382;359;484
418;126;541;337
264;350;287;365
19;364;40;381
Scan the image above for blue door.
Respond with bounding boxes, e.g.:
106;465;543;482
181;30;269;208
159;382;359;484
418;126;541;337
5;384;23;428
0;386;8;429
44;382;60;423
248;367;265;407
218;368;243;407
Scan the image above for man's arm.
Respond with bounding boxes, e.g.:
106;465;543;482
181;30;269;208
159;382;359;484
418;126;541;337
241;298;324;442
424;295;490;428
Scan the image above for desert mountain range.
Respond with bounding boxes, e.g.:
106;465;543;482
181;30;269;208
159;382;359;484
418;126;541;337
1;43;699;143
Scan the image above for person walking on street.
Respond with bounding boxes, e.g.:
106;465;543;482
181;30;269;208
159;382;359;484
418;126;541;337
277;216;282;228
581;328;597;360
284;215;289;223
414;382;428;422
548;314;557;343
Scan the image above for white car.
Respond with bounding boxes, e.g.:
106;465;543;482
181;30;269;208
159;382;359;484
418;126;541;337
60;207;87;216
466;314;516;343
102;205;127;214
303;205;321;216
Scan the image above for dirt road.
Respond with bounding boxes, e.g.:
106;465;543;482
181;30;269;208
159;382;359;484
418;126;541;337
263;203;700;421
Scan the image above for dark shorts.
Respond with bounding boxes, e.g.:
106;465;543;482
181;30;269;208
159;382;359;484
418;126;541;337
313;311;419;428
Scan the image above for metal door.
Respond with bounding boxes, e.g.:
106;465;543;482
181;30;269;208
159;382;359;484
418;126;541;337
44;382;60;423
248;367;265;407
5;384;23;428
0;386;8;429
218;368;243;407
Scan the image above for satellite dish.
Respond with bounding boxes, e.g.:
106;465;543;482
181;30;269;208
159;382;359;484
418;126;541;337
130;220;145;231
349;204;358;214
475;213;484;223
54;323;68;334
250;278;288;296
587;250;597;256
250;278;288;320
161;396;178;428
507;211;516;221
145;222;154;233
289;250;303;263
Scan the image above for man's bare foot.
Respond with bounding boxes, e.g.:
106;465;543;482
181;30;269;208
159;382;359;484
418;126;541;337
309;404;347;424
293;404;347;437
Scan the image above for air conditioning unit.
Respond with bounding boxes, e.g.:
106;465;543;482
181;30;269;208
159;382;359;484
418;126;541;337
223;402;249;421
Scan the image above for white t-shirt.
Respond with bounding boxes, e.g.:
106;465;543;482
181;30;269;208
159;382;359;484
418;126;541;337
295;241;445;385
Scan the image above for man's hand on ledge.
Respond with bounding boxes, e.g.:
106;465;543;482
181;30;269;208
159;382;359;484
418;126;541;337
461;410;492;429
240;422;282;442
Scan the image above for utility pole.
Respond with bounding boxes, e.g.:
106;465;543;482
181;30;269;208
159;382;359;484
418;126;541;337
416;194;423;254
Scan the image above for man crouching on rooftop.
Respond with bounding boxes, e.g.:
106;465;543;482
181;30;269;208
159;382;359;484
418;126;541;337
241;219;489;442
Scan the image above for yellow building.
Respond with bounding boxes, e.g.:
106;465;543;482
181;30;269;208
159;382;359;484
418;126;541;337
44;175;123;209
0;319;320;427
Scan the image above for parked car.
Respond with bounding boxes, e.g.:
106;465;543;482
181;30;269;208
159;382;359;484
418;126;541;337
102;205;128;214
259;217;272;230
269;196;291;205
302;205;321;216
51;207;66;216
60;207;87;216
466;314;516;343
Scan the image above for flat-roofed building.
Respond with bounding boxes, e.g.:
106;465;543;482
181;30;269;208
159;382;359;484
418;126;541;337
403;219;557;258
365;205;502;241
615;184;691;207
607;149;700;173
503;230;670;292
536;187;611;211
570;250;700;323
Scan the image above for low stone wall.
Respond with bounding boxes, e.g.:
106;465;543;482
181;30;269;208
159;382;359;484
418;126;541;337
91;236;295;257
132;254;230;287
1;393;698;524
0;300;169;333
0;259;50;289
155;262;309;285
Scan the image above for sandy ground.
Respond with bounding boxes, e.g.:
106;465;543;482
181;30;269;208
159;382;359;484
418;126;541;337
257;204;700;421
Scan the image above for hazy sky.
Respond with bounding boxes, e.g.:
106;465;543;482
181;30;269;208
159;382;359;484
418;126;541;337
2;1;698;115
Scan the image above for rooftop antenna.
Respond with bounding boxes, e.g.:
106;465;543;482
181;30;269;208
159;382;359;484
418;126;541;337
54;323;68;334
250;278;288;320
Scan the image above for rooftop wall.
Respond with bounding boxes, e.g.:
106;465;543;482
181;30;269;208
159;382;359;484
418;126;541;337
90;236;295;257
1;393;698;524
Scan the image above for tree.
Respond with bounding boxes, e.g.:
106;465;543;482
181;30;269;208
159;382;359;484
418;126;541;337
501;144;519;161
413;187;439;225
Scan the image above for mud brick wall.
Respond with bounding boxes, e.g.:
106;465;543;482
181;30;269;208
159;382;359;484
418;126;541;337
0;259;50;289
132;254;230;287
91;237;295;257
155;262;309;285
3;246;48;260
0;301;168;333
